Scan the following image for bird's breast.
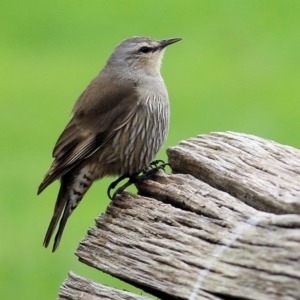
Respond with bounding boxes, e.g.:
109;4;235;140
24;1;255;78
93;76;170;177
124;91;170;173
97;91;170;176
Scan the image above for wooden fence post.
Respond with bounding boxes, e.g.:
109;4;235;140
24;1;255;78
58;132;300;300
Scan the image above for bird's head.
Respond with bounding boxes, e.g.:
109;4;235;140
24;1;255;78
106;36;181;75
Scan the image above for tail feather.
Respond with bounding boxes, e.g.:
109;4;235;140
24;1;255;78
43;166;94;251
43;176;69;249
52;203;73;252
43;214;61;248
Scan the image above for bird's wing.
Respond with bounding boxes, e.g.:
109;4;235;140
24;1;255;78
38;74;139;194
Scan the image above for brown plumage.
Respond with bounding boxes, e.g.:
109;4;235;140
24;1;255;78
38;36;181;251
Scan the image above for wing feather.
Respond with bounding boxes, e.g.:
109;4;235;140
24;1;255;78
38;73;139;194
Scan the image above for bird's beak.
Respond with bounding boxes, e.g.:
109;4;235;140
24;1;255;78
159;38;182;49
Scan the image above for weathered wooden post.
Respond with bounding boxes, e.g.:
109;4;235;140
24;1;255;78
58;132;300;300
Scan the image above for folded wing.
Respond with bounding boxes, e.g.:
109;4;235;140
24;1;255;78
38;74;139;194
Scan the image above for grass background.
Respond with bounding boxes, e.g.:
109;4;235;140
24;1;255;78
1;1;300;299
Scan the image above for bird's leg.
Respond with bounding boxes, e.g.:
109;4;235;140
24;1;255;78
107;174;130;200
110;177;135;200
148;159;165;169
146;159;170;172
107;160;170;200
139;161;169;181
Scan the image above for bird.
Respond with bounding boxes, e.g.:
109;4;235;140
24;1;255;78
38;36;181;252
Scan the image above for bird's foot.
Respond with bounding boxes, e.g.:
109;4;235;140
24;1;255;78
107;160;169;200
148;159;169;170
109;177;134;200
140;160;169;179
107;174;131;200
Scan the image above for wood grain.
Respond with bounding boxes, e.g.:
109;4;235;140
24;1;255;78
58;132;300;300
59;271;151;300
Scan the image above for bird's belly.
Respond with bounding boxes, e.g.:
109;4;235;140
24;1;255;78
97;99;169;176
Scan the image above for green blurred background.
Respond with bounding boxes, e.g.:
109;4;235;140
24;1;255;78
1;1;300;299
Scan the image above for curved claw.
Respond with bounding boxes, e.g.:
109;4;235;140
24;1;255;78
107;160;170;200
137;163;170;182
107;174;129;200
111;179;134;199
144;160;169;172
149;159;165;168
157;162;170;171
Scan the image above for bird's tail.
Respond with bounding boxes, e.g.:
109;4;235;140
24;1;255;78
43;169;94;252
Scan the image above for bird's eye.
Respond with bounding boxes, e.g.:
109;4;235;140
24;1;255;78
139;46;151;53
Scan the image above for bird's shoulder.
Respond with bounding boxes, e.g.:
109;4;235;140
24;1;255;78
73;71;138;115
52;72;140;158
38;72;142;193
